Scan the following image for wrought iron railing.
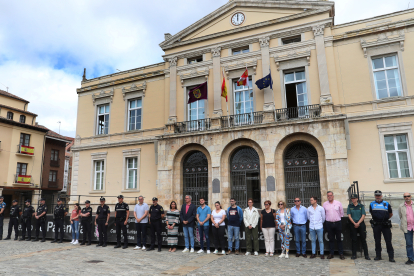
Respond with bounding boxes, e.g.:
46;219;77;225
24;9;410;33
48;179;58;187
275;104;321;121
172;118;211;133
50;159;60;167
221;112;263;128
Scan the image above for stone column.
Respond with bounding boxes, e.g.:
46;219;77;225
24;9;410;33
211;47;222;117
313;25;334;115
168;57;178;123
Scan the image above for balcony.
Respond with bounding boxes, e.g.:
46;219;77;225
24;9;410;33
16;144;35;156
14;174;32;185
48;179;58;188
169;118;211;134
50;159;60;167
221;112;263;128
275;104;321;121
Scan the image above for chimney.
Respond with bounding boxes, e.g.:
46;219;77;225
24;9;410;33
164;33;172;40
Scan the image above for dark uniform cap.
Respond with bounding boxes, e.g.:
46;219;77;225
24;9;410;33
25;199;31;203
39;198;45;201
12;199;18;203
152;197;158;201
85;200;90;204
0;196;4;199
100;197;105;201
374;190;382;196
351;194;358;199
57;198;62;202
117;195;124;199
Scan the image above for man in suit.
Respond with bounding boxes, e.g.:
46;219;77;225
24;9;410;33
180;195;197;253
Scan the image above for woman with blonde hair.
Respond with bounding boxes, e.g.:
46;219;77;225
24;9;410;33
276;201;292;259
260;200;276;256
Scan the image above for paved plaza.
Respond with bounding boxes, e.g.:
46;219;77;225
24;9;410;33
0;222;412;276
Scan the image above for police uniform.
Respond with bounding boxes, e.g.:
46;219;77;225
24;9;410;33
96;198;110;246
34;200;48;242
81;201;93;245
369;191;394;260
114;195;129;248
6;201;21;240
148;198;164;251
21;201;35;241
0;197;6;240
53;200;66;243
347;196;369;259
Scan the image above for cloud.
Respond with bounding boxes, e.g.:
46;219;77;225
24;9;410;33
0;0;407;137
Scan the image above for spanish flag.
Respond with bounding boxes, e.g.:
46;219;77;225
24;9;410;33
20;145;34;155
236;68;248;86
17;175;31;184
221;71;228;102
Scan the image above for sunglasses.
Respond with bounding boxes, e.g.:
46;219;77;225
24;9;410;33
294;200;301;202
404;195;411;198
264;204;269;206
278;203;283;206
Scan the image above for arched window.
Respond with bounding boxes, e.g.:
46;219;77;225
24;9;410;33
7;111;14;120
183;151;208;207
19;115;26;123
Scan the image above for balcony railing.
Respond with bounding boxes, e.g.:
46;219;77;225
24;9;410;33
50;159;60;167
221;112;263;128
172;118;211;133
17;144;34;155
48;179;58;187
14;174;32;184
275;104;321;121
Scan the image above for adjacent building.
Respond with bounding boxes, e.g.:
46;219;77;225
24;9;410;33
71;0;414;210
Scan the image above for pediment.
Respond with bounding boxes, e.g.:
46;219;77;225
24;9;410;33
160;0;334;51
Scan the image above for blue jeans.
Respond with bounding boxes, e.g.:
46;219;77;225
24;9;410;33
405;230;414;261
227;225;240;251
183;226;194;249
71;221;79;240
310;228;324;255
293;225;307;254
198;225;210;250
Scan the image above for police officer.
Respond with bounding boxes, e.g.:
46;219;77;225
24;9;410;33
80;200;93;246
114;195;129;249
20;199;35;241
5;200;21;240
369;190;395;262
0;196;6;240
146;197;164;252
52;198;67;243
95;197;110;247
347;194;370;260
33;198;48;242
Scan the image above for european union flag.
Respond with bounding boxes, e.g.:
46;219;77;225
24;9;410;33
255;71;273;90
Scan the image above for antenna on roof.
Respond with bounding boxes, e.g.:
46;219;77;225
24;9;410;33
57;121;61;134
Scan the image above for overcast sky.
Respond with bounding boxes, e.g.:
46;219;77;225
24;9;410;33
0;0;408;137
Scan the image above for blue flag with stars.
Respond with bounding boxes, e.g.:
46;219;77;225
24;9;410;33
255;71;273;90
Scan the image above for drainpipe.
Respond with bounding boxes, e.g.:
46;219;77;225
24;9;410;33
24;102;28;111
39;135;47;195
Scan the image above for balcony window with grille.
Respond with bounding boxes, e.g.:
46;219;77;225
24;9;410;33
19;115;26;123
97;104;110;135
94;160;104;190
385;134;412;178
7;111;14;120
187;86;205;121
232;47;249;55
234;79;253;115
284;70;308;117
128;98;142;131
372;55;402;99
126;157;138;189
20;133;30;146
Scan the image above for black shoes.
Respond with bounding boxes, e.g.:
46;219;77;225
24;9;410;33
102;243;107;247
25;238;31;241
96;243;102;247
351;255;357;260
58;241;62;244
374;256;382;261
389;257;395;263
86;242;91;246
41;239;46;242
14;237;18;240
4;236;10;240
122;245;128;249
114;244;122;249
406;260;414;265
80;242;86;245
32;238;39;242
365;256;371;260
146;248;155;251
51;240;57;243
158;249;162;252
19;238;25;241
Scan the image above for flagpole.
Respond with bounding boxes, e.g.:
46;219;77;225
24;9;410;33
270;69;277;121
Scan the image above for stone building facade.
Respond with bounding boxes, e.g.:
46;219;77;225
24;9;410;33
71;0;414;209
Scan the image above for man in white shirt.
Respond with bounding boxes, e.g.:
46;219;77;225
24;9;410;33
307;196;325;259
134;196;149;250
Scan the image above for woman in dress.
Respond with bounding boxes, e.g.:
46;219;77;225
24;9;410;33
211;201;226;255
260;200;276;256
165;201;180;252
276;201;292;259
70;203;81;245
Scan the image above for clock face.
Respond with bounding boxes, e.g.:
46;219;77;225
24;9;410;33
231;12;245;26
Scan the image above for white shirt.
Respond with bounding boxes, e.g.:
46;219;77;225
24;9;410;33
212;209;226;226
279;212;286;224
307;204;326;230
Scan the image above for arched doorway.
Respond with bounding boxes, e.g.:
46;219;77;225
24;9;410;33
183;151;208;207
284;142;321;208
230;147;261;208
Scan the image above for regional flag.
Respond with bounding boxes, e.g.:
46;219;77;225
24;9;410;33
237;68;248;86
255;71;273;90
17;175;31;184
188;81;208;104
20;145;34;155
221;71;228;102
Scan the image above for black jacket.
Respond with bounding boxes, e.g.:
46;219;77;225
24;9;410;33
180;203;197;228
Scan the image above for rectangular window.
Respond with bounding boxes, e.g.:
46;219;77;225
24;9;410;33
97;104;110;135
284;70;308;117
126;157;138;189
282;36;301;45
20;133;30;146
7;112;14;120
234;79;253;115
128;99;142;131
372;55;402;99
49;171;57;182
16;163;28;175
19;115;26;123
187;86;205;121
188;56;203;64
51;149;59;161
94;160;105;190
232;47;249;55
385;134;412;178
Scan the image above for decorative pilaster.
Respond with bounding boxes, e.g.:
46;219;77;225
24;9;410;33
168;57;178;123
313;25;333;115
260;37;274;112
212;47;223;117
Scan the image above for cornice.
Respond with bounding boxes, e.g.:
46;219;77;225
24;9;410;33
179;69;210;84
122;82;147;99
72;137;158;151
335;95;414;108
360;30;405;57
176;60;213;73
92;89;114;105
224;59;258;78
347;108;414;123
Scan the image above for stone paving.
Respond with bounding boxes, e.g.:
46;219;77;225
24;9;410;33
0;222;413;275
